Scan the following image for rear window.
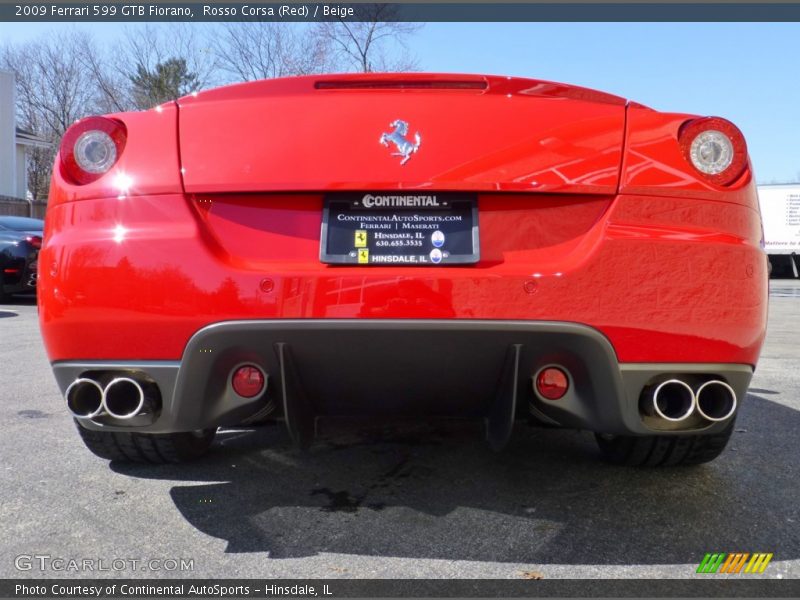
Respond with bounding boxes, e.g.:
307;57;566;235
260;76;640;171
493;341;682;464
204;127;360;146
0;216;43;231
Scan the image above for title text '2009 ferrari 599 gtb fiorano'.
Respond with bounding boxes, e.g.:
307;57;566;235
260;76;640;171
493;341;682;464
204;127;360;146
38;73;767;466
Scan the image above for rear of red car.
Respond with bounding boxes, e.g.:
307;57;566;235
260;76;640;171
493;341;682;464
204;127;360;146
38;73;767;465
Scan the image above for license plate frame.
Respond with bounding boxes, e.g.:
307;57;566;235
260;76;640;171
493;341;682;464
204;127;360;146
320;192;480;266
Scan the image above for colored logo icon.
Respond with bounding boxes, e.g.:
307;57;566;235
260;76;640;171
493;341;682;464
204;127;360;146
429;248;443;264
696;552;773;574
357;249;369;264
354;230;367;248
431;230;445;248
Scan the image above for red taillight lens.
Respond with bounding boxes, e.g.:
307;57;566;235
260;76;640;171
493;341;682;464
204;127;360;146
60;117;127;185
231;365;266;399
535;366;570;400
25;235;42;249
678;117;748;186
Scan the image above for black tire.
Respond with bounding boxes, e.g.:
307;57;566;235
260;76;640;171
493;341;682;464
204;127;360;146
0;273;10;303
75;421;216;463
594;421;735;467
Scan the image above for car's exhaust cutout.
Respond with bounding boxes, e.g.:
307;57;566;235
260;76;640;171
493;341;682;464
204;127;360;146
695;380;737;422
65;378;105;419
102;377;159;420
647;379;696;421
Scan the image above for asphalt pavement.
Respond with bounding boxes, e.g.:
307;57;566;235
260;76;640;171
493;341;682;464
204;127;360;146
1;284;798;580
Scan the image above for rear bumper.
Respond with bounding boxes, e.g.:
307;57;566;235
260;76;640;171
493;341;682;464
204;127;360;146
38;192;768;364
53;319;752;438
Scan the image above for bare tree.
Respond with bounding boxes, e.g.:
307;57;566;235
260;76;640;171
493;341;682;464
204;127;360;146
3;32;99;136
317;5;421;73
78;24;220;112
116;24;218;91
76;34;132;113
0;19;424;200
1;31;102;200
213;23;334;82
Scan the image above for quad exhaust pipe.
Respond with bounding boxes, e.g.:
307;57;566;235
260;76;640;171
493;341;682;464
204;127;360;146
103;377;156;419
695;380;737;422
650;379;696;422
643;378;737;423
65;378;105;419
65;376;160;420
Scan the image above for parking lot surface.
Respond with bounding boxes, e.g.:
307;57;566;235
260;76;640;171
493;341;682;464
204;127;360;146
1;284;798;580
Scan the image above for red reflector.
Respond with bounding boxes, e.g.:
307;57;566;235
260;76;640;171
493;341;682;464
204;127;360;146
536;367;569;400
4;268;21;275
231;365;265;398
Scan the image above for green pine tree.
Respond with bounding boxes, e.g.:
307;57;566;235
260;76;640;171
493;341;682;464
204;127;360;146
129;58;199;109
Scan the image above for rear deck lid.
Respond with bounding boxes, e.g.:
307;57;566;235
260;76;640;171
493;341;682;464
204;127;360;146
177;73;626;194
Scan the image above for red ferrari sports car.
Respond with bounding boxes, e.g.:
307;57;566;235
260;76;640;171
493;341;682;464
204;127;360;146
39;73;767;466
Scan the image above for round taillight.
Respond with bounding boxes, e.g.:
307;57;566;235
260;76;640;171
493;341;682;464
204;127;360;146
60;117;127;185
535;366;570;401
231;365;266;399
679;117;747;186
74;130;117;174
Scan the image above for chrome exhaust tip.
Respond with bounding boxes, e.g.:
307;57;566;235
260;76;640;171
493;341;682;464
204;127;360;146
102;377;146;420
65;378;105;419
651;379;696;422
696;380;737;422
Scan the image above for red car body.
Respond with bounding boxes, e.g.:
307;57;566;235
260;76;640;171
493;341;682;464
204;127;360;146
39;73;768;465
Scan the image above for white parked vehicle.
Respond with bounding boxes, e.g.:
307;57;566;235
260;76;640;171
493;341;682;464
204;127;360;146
758;184;800;278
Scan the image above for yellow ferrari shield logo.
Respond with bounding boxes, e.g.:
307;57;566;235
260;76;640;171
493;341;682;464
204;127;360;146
354;230;367;248
357;249;369;264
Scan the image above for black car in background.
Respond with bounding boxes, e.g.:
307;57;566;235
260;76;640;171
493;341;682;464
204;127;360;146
0;216;43;302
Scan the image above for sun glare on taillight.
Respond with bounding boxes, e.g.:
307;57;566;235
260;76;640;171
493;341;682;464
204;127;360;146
60;117;127;185
678;117;747;186
25;235;42;249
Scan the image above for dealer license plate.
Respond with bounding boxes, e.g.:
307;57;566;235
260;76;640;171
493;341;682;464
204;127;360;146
320;193;479;265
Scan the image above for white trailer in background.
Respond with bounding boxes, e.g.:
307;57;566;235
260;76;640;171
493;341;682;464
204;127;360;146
758;184;800;278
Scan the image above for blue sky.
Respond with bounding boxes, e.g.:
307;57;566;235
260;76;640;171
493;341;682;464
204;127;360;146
2;21;798;182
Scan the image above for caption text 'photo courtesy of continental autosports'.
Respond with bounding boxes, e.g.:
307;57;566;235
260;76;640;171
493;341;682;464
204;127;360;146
38;72;768;467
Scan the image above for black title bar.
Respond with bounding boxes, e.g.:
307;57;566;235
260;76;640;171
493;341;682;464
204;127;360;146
4;2;800;22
